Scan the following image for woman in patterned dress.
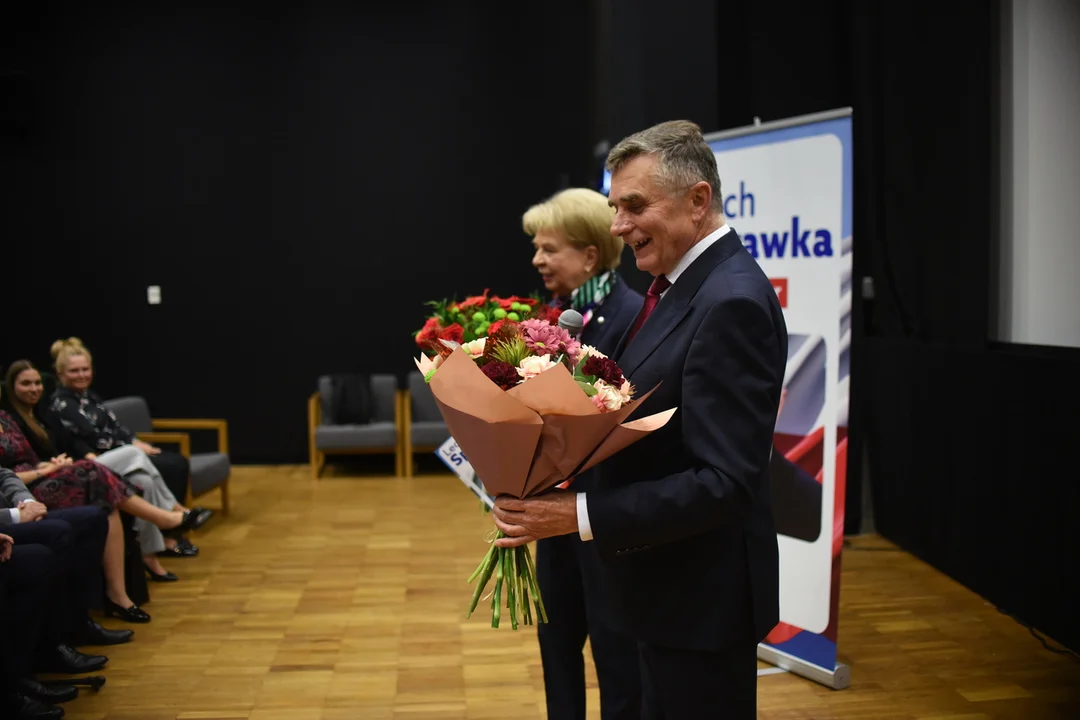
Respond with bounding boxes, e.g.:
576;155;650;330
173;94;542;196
4;359;210;581
0;407;205;623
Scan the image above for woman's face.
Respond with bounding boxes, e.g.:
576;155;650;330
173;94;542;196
61;354;94;392
13;369;44;407
531;230;599;298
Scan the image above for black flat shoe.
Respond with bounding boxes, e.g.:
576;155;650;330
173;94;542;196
157;539;198;557
144;563;179;582
71;619;133;646
103;598;151;624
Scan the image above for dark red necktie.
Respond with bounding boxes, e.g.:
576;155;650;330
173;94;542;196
627;274;671;343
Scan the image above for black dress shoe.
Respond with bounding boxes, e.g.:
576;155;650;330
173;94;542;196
16;678;76;704
36;644;107;675
73;618;133;646
12;693;63;719
103;597;151;623
144;563;179;582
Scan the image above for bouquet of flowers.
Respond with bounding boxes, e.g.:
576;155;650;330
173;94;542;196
415;318;675;629
414;289;564;356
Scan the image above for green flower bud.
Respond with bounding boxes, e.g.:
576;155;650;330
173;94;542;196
507;312;520;322
492;308;508;320
472;311;487;323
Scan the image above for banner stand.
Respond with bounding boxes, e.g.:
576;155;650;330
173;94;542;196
704;107;855;692
757;645;850;690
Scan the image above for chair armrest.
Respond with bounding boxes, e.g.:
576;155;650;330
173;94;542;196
308;392;321;428
137;432;191;459
152;418;229;455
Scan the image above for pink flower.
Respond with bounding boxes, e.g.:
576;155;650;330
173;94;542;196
517;354;558;380
591;379;625;412
520;318;581;360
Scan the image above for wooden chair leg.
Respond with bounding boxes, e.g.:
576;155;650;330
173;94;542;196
219;478;231;516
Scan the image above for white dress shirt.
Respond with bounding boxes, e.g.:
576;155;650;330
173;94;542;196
576;223;732;541
8;499;42;524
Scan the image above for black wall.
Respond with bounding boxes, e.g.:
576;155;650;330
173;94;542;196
4;3;594;463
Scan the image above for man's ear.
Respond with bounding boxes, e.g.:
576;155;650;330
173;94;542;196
690;181;712;220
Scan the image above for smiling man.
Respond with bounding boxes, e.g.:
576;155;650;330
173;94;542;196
493;120;788;718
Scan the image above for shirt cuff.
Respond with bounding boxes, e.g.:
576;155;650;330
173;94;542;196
576;492;594;542
9;508;20;524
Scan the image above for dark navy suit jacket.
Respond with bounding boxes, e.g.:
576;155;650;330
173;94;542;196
586;229;788;652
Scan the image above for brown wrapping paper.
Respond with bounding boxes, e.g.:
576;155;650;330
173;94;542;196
421;347;676;498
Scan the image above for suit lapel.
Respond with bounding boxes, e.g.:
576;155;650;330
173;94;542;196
615;231;745;379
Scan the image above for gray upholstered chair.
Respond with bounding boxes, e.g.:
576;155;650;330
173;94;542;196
308;374;402;478
102;396;232;514
403;371;450;478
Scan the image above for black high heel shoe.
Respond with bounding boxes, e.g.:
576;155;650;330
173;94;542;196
143;563;179;582
163;508;213;539
103;597;151;623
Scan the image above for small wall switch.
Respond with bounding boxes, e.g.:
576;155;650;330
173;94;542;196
147;286;162;305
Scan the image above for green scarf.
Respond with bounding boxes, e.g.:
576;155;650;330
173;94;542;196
570;271;617;325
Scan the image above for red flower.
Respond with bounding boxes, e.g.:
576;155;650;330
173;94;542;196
438;323;464;345
533;304;563;324
481;360;520;390
487;319;517;337
416;316;442;349
457;289;491;309
583;356;624;387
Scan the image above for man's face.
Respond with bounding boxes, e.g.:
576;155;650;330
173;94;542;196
608;154;698;277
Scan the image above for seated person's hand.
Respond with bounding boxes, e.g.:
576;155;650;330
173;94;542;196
0;534;12;562
85;452;98;460
50;454;73;466
17;500;47;523
134;440;162;455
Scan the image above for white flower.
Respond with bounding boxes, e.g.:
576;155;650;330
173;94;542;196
461;338;487;358
517;354;558;380
592;379;624;412
618;378;633;404
579;344;607;360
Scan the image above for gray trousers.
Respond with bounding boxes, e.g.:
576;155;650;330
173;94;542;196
95;445;178;555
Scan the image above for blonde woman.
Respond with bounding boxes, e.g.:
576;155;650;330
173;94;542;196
522;188;644;720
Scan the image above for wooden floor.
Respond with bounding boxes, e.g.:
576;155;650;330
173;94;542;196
55;466;1080;719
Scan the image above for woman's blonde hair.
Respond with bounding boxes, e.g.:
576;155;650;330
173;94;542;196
522;188;623;271
51;336;92;374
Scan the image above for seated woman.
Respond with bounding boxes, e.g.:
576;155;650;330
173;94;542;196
47;337;205;556
0;406;208;622
3;360;211;580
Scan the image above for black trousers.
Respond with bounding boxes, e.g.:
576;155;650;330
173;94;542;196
638;639;759;719
3;506;109;645
150;450;190;505
0;543;61;682
535;533;641;720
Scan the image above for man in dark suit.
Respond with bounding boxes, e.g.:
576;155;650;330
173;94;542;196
494;120;787;718
0;468;132;706
1;534;65;719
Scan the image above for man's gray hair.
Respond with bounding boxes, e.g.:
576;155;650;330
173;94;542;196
605;120;723;213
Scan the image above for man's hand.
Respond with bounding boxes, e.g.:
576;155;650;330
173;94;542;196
0;534;13;562
134;440;161;455
18;501;47;523
492;492;579;548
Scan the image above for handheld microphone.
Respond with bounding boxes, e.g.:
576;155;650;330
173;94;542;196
558;308;584;339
